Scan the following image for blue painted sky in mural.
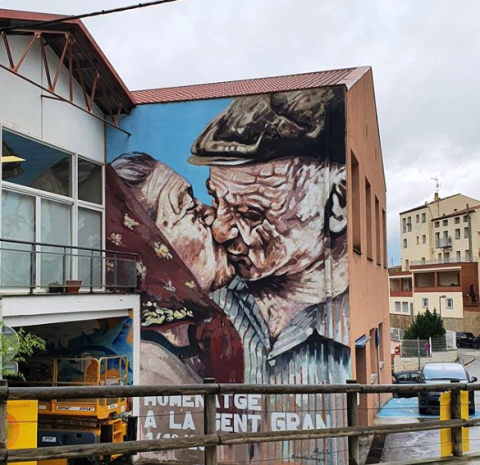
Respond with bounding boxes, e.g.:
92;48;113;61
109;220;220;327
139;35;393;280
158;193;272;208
107;98;233;205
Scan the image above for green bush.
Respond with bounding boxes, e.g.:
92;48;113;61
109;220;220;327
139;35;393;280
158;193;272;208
404;308;446;340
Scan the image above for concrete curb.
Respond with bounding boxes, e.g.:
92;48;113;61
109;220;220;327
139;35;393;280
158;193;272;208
459;355;476;367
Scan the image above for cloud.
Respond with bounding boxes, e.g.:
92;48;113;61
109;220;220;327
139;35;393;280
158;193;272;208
2;0;480;265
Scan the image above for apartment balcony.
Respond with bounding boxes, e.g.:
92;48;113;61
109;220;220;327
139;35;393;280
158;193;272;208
0;238;138;295
410;256;476;267
435;237;452;249
390;290;413;298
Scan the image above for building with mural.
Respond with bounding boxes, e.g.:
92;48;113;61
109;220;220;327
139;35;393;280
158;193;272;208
106;68;390;463
389;193;480;333
1;8;390;465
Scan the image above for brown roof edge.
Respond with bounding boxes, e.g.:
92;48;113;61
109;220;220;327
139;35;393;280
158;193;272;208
131;66;370;104
0;8;135;111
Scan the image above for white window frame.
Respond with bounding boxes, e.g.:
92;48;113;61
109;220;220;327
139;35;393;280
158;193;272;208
422;298;429;308
446;298;454;309
0;125;105;292
395;301;401;312
402;302;409;313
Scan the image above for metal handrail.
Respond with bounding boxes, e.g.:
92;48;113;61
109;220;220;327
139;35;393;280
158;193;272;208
0;237;137;258
0;237;138;293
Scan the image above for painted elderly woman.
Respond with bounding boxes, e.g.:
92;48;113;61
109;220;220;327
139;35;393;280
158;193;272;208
106;153;243;386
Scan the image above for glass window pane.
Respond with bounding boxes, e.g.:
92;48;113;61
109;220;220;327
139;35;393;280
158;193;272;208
1;190;35;288
78;158;102;204
40;200;71;286
2;129;71;197
78;208;102;287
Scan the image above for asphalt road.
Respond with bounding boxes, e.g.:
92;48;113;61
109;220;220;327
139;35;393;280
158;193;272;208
379;348;480;463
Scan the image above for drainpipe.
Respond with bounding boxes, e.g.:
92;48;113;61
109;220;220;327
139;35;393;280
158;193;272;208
467;204;473;261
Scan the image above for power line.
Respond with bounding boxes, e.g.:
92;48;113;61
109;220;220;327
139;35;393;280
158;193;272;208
0;0;182;33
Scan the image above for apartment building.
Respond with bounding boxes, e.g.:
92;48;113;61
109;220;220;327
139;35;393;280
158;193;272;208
389;193;480;332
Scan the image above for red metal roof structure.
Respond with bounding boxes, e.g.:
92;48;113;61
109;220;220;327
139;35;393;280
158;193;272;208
132;66;370;104
0;8;135;120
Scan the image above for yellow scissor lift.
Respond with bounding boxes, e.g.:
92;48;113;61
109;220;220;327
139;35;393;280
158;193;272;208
21;355;135;465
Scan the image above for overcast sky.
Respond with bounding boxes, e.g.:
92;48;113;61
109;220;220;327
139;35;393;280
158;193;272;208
2;0;480;265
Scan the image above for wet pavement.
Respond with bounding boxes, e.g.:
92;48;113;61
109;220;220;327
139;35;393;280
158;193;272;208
376;348;480;463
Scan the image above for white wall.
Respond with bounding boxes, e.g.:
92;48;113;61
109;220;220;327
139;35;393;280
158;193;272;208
412;291;463;319
0;35;105;162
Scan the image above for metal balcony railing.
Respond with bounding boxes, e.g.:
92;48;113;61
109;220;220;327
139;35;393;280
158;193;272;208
435;237;452;248
410;256;476;266
0;238;138;294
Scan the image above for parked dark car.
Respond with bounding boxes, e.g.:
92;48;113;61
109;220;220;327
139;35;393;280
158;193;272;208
456;332;475;348
472;335;480;349
392;370;421;397
418;362;477;415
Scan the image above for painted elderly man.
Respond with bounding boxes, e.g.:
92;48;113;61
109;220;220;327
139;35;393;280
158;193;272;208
190;87;350;465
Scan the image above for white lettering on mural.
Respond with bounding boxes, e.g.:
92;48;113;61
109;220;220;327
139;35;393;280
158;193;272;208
142;394;324;440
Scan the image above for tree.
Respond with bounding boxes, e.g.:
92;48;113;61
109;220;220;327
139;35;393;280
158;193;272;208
0;321;46;379
404;308;446;340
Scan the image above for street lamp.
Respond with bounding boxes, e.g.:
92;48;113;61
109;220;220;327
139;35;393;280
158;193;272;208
439;295;447;318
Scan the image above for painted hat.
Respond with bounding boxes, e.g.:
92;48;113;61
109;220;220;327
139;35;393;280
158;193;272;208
189;86;345;166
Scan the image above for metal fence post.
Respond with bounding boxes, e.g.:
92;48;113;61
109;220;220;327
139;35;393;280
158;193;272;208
346;380;359;465
204;378;217;465
450;381;463;457
0;380;8;465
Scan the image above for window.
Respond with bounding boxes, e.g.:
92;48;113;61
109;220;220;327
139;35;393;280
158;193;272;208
446;298;454;309
435;232;440;246
434;221;440;228
416;214;419;223
407;216;412;232
365;178;372;260
402;218;407;234
456;251;461;262
395;302;401;312
416;236;419;245
455;229;461;239
375;196;381;265
78;158;102;205
403;239;407;249
382;209;387;268
402;302;409;313
455;217;460;224
443;219;448;226
464;215;468;223
405;259;409;270
422;235;426;244
464;227;469;238
2;129;72;197
422;213;426;223
444;252;450;263
466;250;471;261
1;190;35;288
351;152;361;253
422;298;429;308
1;129;104;290
421;257;426;264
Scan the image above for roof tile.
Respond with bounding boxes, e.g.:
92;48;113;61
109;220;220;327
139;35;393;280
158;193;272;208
132;67;366;104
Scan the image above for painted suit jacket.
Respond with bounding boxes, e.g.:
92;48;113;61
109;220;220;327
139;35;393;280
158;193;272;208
212;277;350;465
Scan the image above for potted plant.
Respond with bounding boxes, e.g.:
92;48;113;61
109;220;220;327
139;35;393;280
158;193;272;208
65;280;83;294
48;282;65;293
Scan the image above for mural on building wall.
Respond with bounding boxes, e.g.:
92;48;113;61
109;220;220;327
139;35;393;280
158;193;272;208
28;316;134;384
106;86;350;464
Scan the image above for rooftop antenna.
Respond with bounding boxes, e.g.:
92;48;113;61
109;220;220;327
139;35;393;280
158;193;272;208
431;176;440;215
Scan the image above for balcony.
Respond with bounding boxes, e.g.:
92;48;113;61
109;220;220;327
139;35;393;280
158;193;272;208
410;256;476;267
0;238;138;294
435;237;452;249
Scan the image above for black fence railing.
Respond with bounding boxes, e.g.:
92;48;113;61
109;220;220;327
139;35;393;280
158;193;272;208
0;238;138;293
